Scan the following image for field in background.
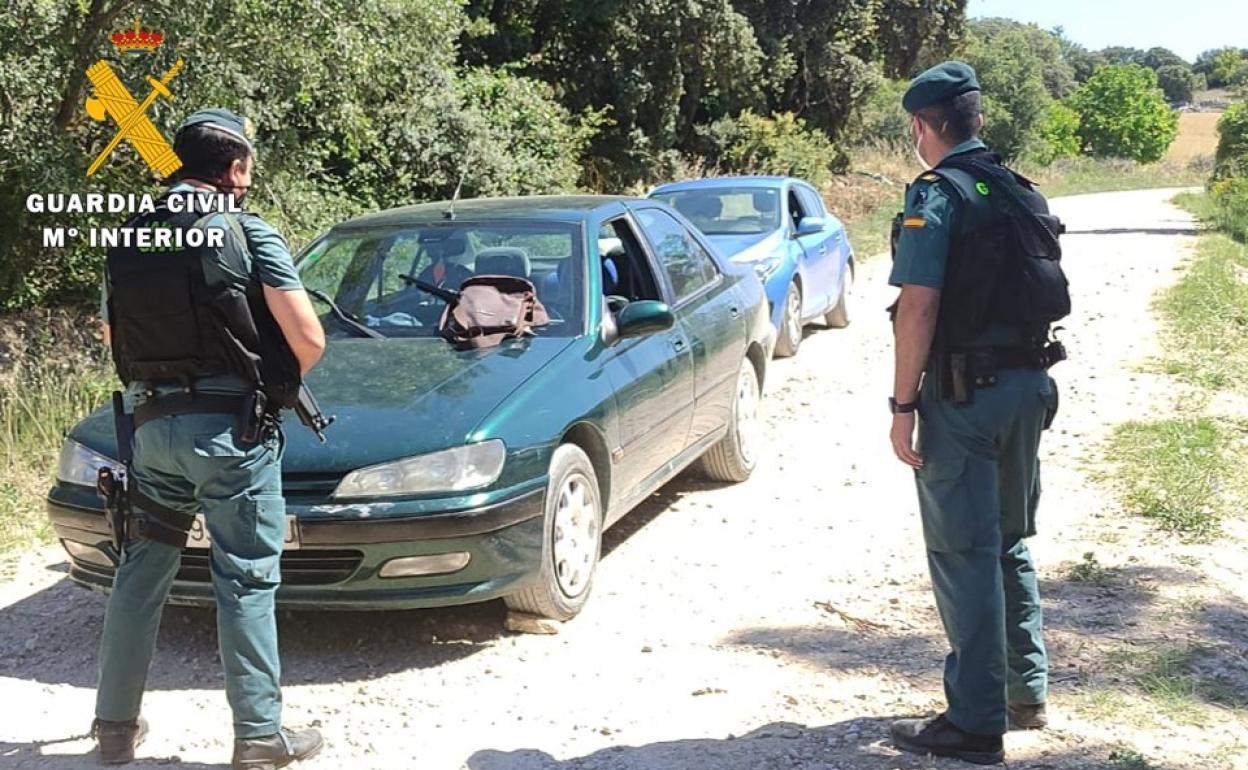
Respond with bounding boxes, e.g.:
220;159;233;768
1167;112;1223;163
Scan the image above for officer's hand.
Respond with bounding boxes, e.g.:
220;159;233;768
890;412;924;469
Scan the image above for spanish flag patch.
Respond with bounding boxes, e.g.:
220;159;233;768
903;217;927;229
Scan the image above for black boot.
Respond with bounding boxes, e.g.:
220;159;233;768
232;727;324;770
91;716;148;765
890;714;1004;765
1008;702;1048;730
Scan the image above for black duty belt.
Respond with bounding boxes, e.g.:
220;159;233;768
133;392;249;430
986;346;1046;370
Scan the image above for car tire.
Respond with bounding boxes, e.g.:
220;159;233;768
824;259;853;328
504;444;603;621
698;358;761;483
774;280;803;358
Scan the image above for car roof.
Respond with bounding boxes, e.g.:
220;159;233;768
334;195;638;230
650;176;796;194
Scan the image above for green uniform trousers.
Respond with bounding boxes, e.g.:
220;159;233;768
914;368;1057;736
95;412;286;739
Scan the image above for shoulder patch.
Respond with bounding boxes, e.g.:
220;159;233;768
902;216;927;229
920;173;940;182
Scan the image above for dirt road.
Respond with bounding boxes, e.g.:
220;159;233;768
3;188;1242;770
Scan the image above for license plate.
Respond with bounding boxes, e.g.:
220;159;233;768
184;514;301;550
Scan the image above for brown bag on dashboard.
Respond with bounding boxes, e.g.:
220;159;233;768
438;274;550;350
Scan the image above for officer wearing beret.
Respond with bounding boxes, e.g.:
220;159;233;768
887;62;1064;764
93;108;327;768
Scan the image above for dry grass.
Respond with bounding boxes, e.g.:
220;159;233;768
1167;112;1222;163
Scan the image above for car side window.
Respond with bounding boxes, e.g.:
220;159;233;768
599;217;662;304
787;188;807;230
634;208;721;304
796;186;826;219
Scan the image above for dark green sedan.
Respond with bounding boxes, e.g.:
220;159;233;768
47;196;774;620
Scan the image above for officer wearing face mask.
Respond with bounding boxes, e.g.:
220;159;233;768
886;62;1070;765
93;108;327;769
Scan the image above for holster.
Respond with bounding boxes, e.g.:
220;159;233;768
96;467;128;553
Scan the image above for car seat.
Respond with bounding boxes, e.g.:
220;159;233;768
475;246;532;278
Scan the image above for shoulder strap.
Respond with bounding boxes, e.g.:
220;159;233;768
937;153;1061;254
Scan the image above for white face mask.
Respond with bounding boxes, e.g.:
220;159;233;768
910;120;931;170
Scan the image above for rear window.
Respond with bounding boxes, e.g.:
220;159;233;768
650;187;781;235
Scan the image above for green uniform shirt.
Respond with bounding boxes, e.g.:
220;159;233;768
888;138;985;290
101;182;303;401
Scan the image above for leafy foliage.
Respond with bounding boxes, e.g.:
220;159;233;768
963;19;1058;159
1214;103;1248;181
1030;103;1081;166
1067;65;1178;163
1155;64;1202;104
698;111;842;187
1210;177;1248;243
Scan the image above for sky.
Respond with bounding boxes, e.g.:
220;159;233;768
967;0;1246;62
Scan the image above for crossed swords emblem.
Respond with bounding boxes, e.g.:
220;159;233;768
84;58;184;177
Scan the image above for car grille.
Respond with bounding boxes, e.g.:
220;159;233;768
176;548;364;585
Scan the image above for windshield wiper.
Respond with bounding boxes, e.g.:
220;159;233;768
398;273;460;304
307;288;386;340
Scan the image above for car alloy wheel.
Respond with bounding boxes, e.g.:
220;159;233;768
698;358;761;482
504;444;603;621
776;280;802;357
552;472;599;599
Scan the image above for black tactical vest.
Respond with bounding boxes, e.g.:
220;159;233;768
106;193;302;409
927;150;1071;348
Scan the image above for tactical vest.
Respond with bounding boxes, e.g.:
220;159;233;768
106;193;301;409
926;150;1071;349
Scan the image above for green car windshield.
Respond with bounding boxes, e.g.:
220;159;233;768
651;187;781;235
297;220;585;338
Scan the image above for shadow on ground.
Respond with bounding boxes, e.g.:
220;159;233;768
0;734;223;769
0;469;716;693
465;719;1182;770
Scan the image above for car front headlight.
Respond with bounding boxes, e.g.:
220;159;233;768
753;255;782;280
332;440;506;499
57;440;122;487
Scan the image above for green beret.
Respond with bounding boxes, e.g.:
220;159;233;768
176;108;254;150
902;61;980;113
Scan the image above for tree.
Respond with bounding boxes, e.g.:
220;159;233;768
1156;64;1200;104
970;19;1074;99
1214;102;1248;180
1067;64;1179;162
1197;47;1248;88
1031;103;1081;165
963;19;1058;159
1140;47;1187;72
1054;32;1104;84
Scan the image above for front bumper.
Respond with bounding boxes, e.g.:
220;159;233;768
47;484;546;610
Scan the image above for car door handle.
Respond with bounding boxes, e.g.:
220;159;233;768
817;246;828;255
729;306;741;319
670;336;687;351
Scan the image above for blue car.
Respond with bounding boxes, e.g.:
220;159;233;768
650;177;854;357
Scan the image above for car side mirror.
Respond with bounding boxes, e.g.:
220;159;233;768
615;300;675;341
795;216;825;237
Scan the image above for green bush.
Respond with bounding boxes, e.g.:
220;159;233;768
1029;103;1082;165
1067;64;1179;162
1211;177;1248;242
700;111;843;187
847;76;911;147
1214;103;1248;181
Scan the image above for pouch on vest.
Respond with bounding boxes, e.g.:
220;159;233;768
439;275;550;350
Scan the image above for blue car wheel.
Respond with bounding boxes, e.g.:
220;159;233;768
775;278;803;357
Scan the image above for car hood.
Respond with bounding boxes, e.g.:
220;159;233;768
707;229;785;263
70;336;575;474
